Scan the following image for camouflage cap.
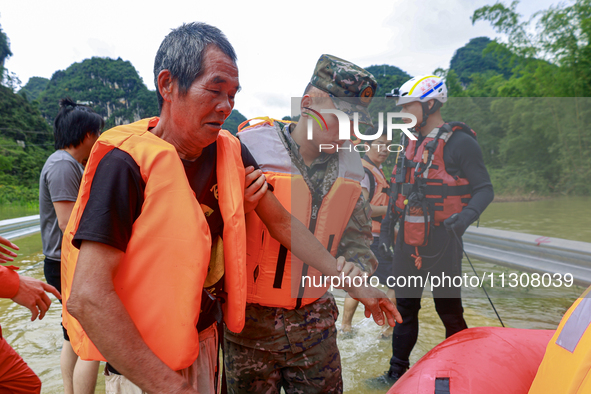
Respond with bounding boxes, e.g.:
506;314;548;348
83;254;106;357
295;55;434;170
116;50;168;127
310;54;377;126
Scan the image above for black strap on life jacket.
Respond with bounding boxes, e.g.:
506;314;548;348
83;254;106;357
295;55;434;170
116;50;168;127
447;121;477;140
363;168;376;202
362;156;377;201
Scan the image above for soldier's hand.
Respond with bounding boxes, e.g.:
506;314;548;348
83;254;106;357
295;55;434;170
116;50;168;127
244;166;268;213
0;236;19;263
348;286;402;327
12;275;61;321
335;257;363;279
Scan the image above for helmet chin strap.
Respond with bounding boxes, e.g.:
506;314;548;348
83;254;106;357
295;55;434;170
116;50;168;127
415;100;442;132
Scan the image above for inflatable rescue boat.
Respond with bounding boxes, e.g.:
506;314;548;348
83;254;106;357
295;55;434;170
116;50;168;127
388;286;591;393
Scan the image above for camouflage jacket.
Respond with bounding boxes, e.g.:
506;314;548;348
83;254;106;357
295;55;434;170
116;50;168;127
224;123;376;353
281;123;376;275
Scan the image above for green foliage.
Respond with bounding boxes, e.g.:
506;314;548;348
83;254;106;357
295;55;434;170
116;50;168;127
364;64;412;128
0;23;11;72
0;85;53;204
449;37;513;85
365;64;411;98
451;0;591;195
37;57;159;128
19;77;49;102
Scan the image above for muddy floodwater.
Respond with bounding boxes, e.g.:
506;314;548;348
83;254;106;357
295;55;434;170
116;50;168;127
0;196;588;393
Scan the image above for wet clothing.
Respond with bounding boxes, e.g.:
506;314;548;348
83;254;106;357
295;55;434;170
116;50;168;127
225;123;374;393
39;150;85;261
388;127;493;374
0;266;42;394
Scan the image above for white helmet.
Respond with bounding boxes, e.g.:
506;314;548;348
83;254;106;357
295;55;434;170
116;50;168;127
389;75;448;106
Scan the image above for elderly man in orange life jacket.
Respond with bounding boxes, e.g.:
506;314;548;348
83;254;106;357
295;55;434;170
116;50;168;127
224;54;401;394
60;23;400;394
369;75;494;388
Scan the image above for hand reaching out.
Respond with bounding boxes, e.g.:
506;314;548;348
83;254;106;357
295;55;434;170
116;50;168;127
348;286;402;327
0;236;19;263
12;275;61;321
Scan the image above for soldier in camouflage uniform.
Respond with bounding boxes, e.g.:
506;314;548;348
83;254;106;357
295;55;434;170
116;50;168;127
225;55;401;394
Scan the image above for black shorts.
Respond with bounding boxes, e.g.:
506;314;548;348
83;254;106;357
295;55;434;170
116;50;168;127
43;257;70;341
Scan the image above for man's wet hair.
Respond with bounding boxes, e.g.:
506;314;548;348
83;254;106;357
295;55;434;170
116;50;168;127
53;98;104;150
154;22;237;112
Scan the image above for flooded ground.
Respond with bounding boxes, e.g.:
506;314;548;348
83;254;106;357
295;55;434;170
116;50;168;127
0;196;588;392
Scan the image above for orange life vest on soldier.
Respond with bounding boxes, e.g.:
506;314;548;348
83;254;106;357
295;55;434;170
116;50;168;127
361;158;389;234
60;118;246;371
394;126;472;225
239;121;363;309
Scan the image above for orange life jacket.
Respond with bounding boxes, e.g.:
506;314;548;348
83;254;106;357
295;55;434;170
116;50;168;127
391;123;473;246
61;118;246;371
238;121;363;309
361;157;389;235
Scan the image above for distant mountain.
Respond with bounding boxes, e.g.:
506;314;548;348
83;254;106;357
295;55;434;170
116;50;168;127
364;65;412;125
37;57;159;128
365;64;412;98
223;110;247;135
19;76;49;102
449;37;512;85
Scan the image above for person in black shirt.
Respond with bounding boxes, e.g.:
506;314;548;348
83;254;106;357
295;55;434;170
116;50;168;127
65;22;401;394
371;76;494;388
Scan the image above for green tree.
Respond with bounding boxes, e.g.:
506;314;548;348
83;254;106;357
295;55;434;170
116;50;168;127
19;77;49;102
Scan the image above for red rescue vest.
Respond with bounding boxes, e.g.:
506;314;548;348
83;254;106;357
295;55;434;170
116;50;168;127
392;123;473;246
361;157;389;235
61;118;246;371
238;121;363;309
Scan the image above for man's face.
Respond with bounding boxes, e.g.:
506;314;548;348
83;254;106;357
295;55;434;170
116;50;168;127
367;135;390;165
305;97;352;154
400;101;424;125
80;131;100;167
169;45;239;149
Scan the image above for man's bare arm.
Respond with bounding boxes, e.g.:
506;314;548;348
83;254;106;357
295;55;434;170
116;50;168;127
53;201;76;233
255;191;354;278
67;241;197;394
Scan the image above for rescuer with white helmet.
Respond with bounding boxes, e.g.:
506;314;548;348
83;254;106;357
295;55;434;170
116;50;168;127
369;75;495;388
387;74;448;130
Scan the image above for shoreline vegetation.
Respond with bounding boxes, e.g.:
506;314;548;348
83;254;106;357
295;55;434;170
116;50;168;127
492;191;551;203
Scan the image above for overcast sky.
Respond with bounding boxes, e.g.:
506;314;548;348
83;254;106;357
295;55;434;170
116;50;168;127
1;0;558;120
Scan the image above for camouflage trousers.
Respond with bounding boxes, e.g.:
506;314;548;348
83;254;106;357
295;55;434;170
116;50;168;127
224;333;342;394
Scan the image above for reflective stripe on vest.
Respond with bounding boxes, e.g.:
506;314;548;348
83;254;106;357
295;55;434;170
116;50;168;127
239;123;363;309
61;118;246;371
394;126;472;225
361;158;389;234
